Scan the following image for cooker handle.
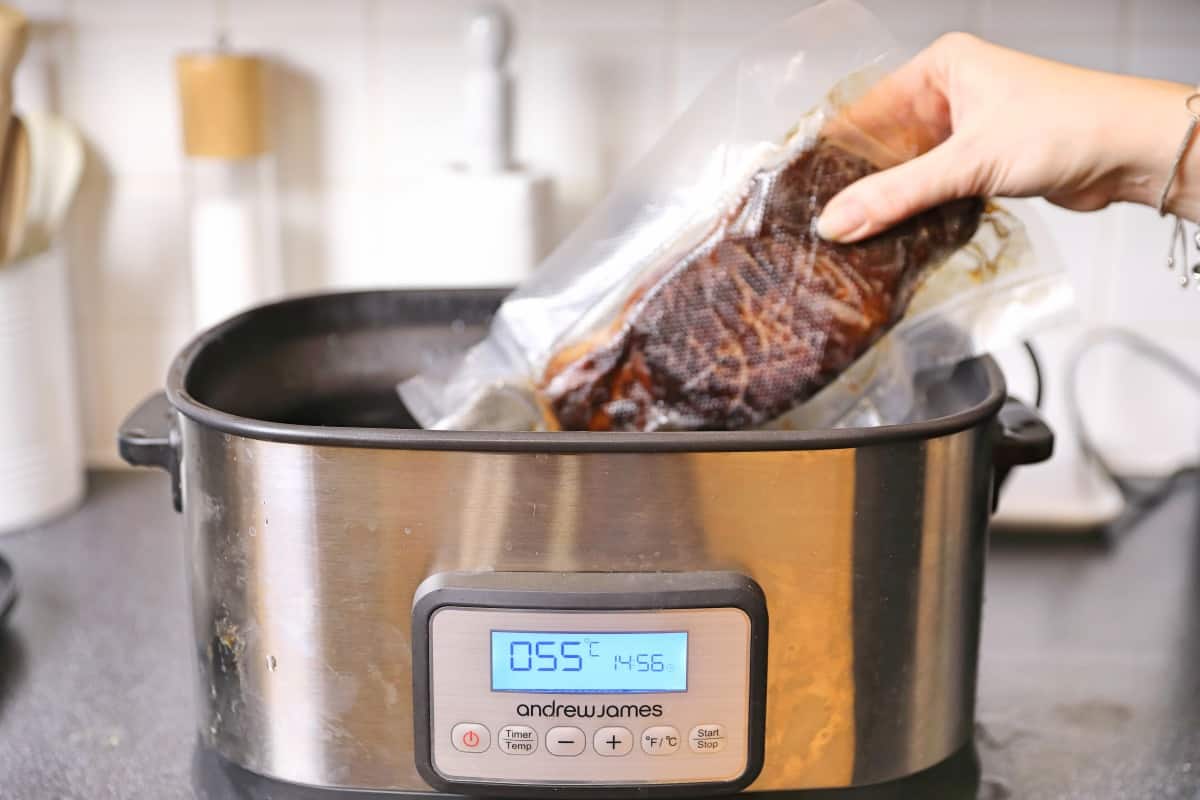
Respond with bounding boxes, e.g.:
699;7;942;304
118;391;182;512
992;396;1054;507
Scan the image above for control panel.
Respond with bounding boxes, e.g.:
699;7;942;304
412;572;767;797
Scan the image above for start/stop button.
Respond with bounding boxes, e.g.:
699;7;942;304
689;724;726;753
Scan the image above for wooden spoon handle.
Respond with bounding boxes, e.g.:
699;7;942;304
0;5;28;261
0;115;28;261
0;5;29;163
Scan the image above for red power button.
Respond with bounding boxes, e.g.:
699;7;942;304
452;722;491;753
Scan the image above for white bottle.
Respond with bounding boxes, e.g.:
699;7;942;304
186;157;281;331
177;51;282;331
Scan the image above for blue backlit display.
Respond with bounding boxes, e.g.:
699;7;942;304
490;631;688;693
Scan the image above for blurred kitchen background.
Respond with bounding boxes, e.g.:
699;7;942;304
4;0;1199;527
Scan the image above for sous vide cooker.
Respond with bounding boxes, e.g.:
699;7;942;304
119;288;1052;797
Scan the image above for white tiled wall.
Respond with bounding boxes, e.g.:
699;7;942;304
10;0;1200;472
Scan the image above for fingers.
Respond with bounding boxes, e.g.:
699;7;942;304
826;45;952;167
815;34;977;243
817;137;974;243
824;32;987;170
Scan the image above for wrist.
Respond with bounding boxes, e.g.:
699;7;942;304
1111;79;1199;216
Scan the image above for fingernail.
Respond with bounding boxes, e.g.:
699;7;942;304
816;196;868;242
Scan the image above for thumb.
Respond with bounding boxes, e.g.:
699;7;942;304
816;138;976;243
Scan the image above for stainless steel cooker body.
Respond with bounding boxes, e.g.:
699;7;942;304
118;289;1052;796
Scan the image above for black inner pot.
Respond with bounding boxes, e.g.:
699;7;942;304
181;290;501;429
170;289;1004;450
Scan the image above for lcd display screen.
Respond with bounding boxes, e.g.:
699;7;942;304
490;631;688;693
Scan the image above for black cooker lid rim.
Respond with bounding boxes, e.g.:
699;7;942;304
163;288;1008;453
165;366;1008;454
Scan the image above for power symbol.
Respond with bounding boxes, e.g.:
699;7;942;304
462;730;480;748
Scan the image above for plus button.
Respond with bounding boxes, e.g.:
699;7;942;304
593;726;633;757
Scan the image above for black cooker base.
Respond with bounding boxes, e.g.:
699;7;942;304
192;740;981;800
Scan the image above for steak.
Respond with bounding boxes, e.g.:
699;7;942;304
539;140;984;432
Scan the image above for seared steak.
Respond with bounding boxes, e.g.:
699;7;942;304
540;140;984;431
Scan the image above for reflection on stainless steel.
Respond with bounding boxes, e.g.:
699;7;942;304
182;417;992;792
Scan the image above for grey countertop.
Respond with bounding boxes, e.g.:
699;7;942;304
0;470;1197;799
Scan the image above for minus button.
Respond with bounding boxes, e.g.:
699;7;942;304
546;726;586;757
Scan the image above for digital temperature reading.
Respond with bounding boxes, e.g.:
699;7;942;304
490;631;688;693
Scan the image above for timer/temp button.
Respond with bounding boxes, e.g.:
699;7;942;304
689;723;726;753
497;724;538;755
451;722;490;753
593;726;634;756
640;725;680;755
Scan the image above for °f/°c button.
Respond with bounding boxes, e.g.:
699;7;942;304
641;725;680;755
593;726;633;757
452;722;490;753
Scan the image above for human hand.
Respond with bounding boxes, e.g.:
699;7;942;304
817;33;1199;243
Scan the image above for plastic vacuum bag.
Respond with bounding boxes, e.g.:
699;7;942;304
400;0;1072;432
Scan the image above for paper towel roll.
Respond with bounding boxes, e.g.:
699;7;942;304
397;167;553;287
188;159;282;330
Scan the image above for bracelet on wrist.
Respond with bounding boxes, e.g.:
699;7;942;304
1158;92;1200;289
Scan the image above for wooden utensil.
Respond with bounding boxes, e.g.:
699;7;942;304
0;115;28;260
0;6;27;168
0;4;28;261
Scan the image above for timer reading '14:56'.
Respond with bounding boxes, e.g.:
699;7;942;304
490;631;688;694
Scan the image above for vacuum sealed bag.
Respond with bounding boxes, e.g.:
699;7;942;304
401;0;1071;432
